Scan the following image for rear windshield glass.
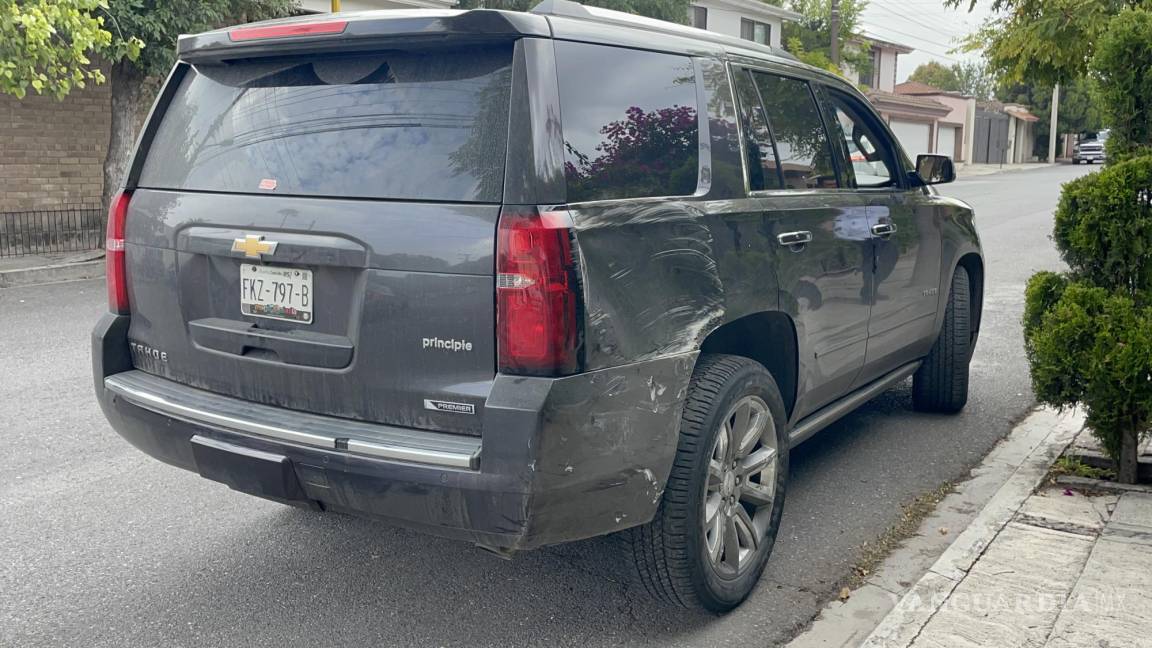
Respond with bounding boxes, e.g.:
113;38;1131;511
138;46;513;202
555;42;700;203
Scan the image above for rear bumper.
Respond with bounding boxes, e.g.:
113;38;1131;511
93;313;695;550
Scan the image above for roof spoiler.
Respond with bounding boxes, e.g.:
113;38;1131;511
177;9;550;64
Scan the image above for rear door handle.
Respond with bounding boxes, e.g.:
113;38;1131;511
871;223;898;238
777;231;813;247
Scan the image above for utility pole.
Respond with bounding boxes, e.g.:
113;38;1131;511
830;0;841;67
331;0;340;11
1048;83;1060;164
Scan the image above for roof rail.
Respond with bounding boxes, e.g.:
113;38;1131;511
529;0;593;19
529;0;797;61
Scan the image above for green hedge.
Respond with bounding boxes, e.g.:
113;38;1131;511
1025;155;1152;482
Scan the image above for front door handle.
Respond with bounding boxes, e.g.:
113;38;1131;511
871;222;898;238
777;230;813;247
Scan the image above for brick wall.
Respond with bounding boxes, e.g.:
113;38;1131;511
0;80;111;213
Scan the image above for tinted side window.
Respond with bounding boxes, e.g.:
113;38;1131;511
555;42;699;202
732;68;783;191
826;90;901;189
752;73;839;189
139;46;513;202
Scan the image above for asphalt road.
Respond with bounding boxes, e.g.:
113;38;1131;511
0;164;1091;647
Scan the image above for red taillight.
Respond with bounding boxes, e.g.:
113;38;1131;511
496;209;581;376
106;191;131;314
229;20;348;41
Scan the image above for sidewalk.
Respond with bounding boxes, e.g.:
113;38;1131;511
864;482;1152;647
788;410;1152;648
955;162;1055;178
0;250;104;288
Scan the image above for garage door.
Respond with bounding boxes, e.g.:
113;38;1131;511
937;126;958;159
889;120;932;158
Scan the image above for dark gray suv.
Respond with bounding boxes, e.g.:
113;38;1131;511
93;0;983;612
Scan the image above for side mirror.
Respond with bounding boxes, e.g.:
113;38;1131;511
914;154;955;185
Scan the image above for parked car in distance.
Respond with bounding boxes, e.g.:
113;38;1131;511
92;0;983;612
1073;130;1109;164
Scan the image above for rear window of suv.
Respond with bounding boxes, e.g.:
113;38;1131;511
555;42;700;203
138;45;513;203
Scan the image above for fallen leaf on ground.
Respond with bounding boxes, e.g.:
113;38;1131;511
839;587;851;602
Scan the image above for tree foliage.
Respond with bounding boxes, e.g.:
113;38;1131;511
907;60;996;98
0;0;295;99
1024;156;1152;483
948;0;1150;86
456;0;690;24
0;0;141;98
951;61;996;99
105;0;297;78
907;61;957;90
997;78;1104;158
1092;8;1152;161
780;0;871;80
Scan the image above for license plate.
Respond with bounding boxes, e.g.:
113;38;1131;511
240;264;313;323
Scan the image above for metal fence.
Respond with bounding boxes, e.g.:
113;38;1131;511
0;205;104;257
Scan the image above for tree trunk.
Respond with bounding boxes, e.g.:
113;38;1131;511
102;62;156;213
1117;428;1140;484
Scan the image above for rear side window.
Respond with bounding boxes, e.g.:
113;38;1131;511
138;46;513;202
732;68;783;191
752;73;839;189
555;42;700;203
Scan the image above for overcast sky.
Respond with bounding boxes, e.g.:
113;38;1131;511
856;0;996;82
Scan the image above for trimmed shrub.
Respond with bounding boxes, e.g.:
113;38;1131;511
1025;156;1152;483
1052;156;1152;293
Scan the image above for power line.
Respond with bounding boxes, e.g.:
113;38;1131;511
867;1;967;38
860;23;964;60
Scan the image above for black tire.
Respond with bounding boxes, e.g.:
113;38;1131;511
628;354;789;612
913;266;972;413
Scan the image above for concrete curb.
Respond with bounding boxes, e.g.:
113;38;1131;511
787;407;1085;648
0;257;104;288
1055;474;1152;495
955;164;1056;179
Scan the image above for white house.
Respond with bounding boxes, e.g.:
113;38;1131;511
687;0;802;49
841;32;912;93
301;0;802;49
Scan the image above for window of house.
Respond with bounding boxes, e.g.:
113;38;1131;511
731;68;783;191
555;41;700;203
692;6;708;29
740;19;772;45
751;73;839;189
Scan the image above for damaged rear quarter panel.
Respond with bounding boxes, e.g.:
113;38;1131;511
515;352;697;546
568;198;781;371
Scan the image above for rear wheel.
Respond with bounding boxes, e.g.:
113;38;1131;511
913;266;971;413
628;355;788;612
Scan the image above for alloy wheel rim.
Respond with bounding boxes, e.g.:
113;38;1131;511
702;394;778;577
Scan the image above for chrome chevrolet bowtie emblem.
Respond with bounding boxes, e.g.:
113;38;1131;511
231;234;278;259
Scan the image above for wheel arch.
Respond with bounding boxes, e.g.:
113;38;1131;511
698;311;798;420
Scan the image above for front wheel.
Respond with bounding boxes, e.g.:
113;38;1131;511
628;355;789;612
913;266;972;413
